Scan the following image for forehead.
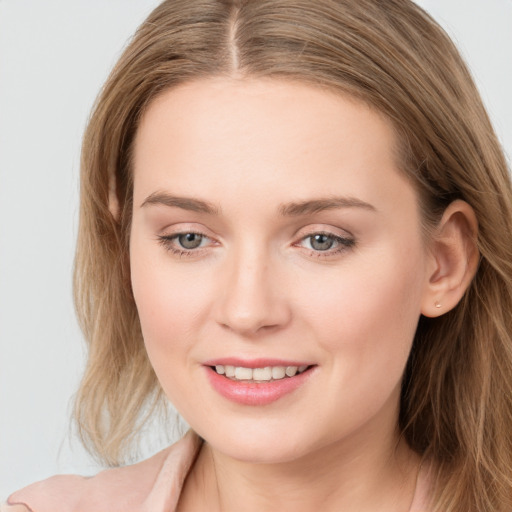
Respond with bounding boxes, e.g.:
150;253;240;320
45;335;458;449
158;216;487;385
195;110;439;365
134;77;398;159
131;77;410;212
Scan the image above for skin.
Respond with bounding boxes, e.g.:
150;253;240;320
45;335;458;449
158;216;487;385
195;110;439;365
129;78;478;512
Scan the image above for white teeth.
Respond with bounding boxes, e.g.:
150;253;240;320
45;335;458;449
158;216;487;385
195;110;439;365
271;366;286;379
214;364;309;381
253;367;272;381
285;366;298;377
235;367;253;380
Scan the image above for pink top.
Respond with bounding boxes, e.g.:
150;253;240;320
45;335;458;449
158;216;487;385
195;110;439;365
5;432;431;511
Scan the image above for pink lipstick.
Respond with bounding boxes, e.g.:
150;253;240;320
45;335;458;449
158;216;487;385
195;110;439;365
204;359;315;406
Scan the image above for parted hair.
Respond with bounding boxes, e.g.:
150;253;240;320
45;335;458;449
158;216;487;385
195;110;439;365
73;1;512;510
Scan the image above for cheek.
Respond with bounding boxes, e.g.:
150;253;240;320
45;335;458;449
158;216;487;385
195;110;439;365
131;262;208;413
299;246;425;388
130;241;207;364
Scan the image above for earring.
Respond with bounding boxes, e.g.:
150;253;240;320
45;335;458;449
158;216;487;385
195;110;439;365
435;301;442;309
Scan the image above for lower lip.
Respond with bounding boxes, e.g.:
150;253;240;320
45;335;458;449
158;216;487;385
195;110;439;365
205;367;313;406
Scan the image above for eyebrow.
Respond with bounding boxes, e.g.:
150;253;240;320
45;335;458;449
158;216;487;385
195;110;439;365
278;197;376;216
140;192;376;216
140;192;220;214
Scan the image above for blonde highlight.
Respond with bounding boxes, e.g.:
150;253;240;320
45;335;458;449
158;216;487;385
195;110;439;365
73;1;512;509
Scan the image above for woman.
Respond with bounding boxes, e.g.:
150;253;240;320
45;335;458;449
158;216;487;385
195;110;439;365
5;0;512;510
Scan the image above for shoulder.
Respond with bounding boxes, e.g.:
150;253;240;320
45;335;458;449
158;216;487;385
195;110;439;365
5;431;202;512
0;505;30;512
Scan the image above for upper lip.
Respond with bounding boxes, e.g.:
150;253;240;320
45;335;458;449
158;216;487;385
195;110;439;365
203;358;314;368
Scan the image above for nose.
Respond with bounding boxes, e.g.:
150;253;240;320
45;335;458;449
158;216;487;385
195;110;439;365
214;245;292;337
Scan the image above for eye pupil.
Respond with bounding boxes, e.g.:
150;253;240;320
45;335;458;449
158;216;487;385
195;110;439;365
310;234;334;251
178;233;203;249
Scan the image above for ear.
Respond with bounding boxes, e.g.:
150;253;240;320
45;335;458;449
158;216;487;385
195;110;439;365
421;200;479;318
108;172;121;221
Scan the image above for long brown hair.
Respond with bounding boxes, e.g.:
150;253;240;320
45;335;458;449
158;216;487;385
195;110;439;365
73;1;512;510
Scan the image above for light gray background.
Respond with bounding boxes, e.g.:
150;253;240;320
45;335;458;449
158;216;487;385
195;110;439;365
1;0;511;499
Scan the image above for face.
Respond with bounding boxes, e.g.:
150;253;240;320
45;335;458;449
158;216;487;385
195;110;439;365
130;78;431;464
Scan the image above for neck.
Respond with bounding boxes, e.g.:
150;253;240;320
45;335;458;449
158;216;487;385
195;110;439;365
178;410;420;512
212;439;416;512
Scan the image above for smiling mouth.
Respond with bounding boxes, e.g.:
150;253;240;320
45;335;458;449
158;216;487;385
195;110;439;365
211;364;312;382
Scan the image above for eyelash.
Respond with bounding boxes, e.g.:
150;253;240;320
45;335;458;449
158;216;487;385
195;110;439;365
157;231;355;259
157;231;211;258
296;232;355;258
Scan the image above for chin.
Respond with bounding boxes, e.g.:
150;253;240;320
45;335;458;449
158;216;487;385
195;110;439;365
216;439;306;465
195;419;318;464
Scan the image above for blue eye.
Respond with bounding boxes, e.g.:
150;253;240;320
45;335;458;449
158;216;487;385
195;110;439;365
308;234;335;251
158;231;211;255
176;233;204;249
300;232;354;255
